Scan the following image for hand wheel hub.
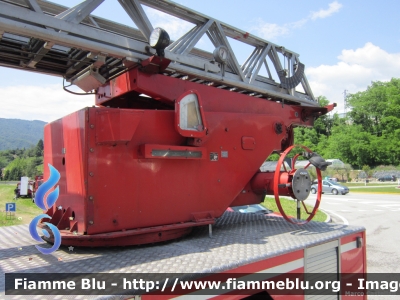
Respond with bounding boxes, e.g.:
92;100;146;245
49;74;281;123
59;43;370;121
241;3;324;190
292;168;312;201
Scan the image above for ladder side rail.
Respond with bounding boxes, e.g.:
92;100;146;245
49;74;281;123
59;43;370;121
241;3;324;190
6;0;148;42
0;2;145;57
23;0;105;68
9;0;302;61
164;61;313;104
0;15;314;105
0;0;317;104
0;1;220;77
0;14;143;61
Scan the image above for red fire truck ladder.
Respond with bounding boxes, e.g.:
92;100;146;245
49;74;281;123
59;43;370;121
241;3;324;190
0;0;316;106
0;4;367;299
0;0;338;237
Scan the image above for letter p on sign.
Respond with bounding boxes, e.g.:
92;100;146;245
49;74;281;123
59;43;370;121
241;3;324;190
6;203;16;212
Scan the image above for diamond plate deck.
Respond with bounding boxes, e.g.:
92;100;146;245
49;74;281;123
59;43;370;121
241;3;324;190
0;213;364;300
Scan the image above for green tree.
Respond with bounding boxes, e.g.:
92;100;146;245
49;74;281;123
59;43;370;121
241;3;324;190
4;169;10;181
314;96;335;137
35;139;44;157
23;146;34;158
293;95;340;159
347;78;400;134
26;160;38;178
4;157;28;180
362;165;373;178
294;127;319;150
8;167;23;181
0;156;8;169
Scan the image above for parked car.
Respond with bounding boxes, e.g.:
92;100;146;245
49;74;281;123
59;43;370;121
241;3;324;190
312;178;338;185
310;180;349;195
227;204;272;214
377;175;396;182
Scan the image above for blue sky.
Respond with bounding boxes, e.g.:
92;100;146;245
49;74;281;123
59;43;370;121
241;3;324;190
1;0;400;121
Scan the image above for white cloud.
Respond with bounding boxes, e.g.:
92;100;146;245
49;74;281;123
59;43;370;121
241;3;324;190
306;43;400;113
253;2;342;40
144;8;194;41
290;18;308;29
254;18;309;40
0;85;93;122
252;21;289;40
310;1;342;20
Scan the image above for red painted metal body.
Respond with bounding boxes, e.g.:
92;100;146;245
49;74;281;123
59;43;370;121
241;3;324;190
42;58;333;246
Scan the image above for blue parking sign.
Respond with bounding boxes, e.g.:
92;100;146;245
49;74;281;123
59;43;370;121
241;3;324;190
6;203;16;212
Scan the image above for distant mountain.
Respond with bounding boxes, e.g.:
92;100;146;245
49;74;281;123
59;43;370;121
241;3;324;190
0;118;46;150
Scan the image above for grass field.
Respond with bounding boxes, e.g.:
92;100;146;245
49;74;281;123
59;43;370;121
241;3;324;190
0;184;42;227
349;187;400;194
262;196;327;222
344;182;398;187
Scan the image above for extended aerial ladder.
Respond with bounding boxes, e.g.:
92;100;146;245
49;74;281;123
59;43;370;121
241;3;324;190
0;0;335;246
0;0;316;103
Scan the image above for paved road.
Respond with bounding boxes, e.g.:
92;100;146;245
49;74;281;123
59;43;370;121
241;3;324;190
305;192;400;299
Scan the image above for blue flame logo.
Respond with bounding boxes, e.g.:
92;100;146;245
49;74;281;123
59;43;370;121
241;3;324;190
29;164;62;255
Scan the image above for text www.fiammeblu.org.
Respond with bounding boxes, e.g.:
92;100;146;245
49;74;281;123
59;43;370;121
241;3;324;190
122;277;393;293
